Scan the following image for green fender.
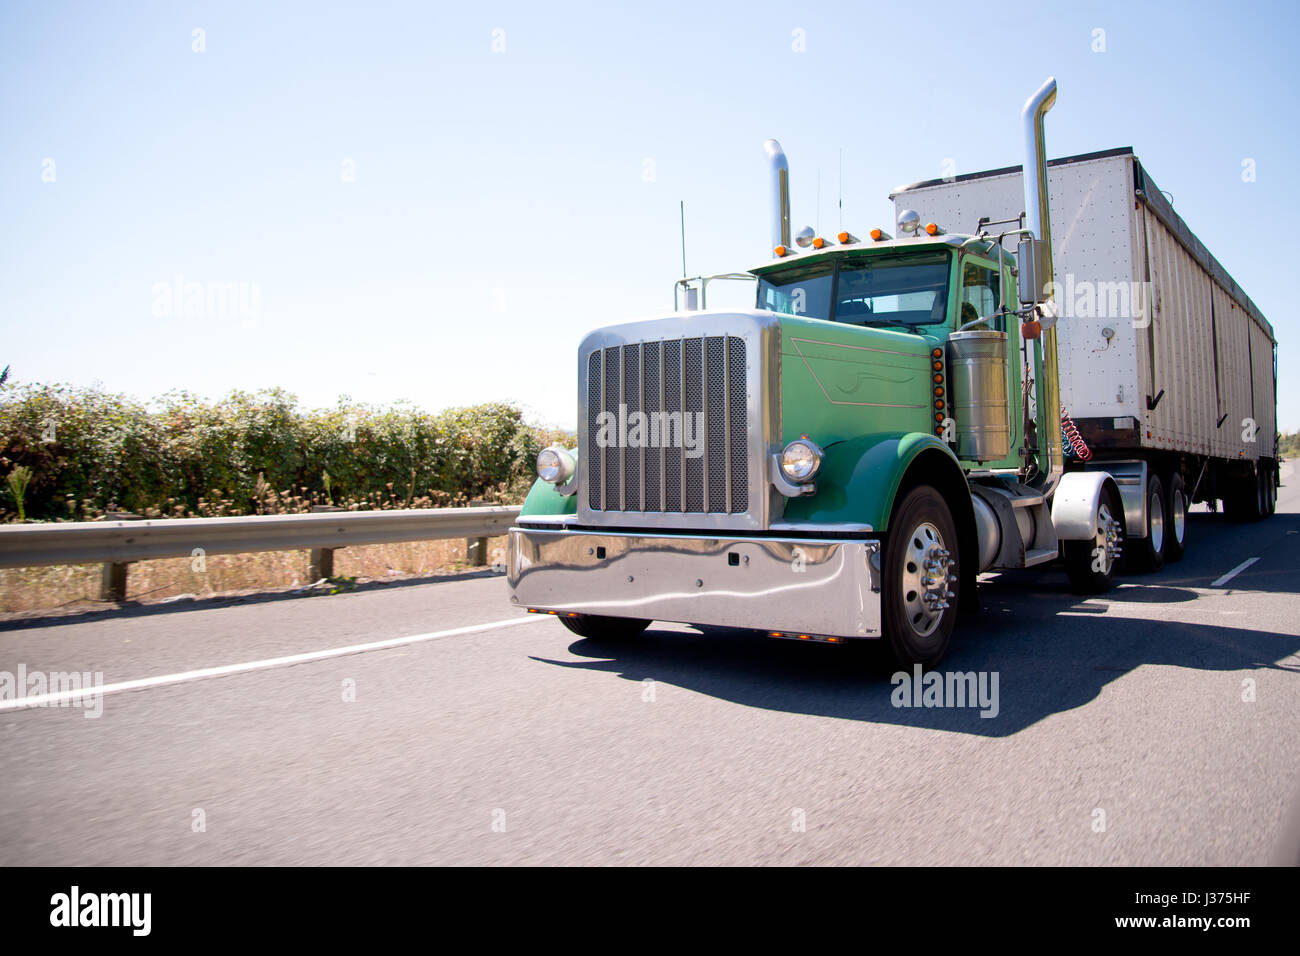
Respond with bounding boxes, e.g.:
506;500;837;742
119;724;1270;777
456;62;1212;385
781;432;965;532
519;448;578;517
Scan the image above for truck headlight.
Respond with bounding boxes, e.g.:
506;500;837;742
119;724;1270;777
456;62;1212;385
780;438;823;483
536;446;576;484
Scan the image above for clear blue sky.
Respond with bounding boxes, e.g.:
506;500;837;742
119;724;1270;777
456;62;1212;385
3;0;1297;430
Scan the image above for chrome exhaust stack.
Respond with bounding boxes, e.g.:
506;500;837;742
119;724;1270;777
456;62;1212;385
764;139;791;256
1019;77;1063;497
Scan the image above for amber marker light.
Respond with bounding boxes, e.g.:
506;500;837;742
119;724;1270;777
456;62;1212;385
837;231;859;244
812;237;826;249
925;223;942;235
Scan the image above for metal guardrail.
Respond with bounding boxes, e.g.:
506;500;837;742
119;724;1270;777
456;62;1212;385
0;505;521;601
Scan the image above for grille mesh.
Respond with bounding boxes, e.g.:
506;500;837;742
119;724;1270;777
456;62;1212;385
585;336;748;515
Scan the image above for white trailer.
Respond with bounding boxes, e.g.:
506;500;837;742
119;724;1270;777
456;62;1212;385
892;148;1279;569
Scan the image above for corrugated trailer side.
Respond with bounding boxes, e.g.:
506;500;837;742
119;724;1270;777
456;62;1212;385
1249;310;1278;456
1135;198;1220;457
1133;163;1277;462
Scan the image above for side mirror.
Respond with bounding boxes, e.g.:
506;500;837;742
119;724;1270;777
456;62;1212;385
1017;238;1051;305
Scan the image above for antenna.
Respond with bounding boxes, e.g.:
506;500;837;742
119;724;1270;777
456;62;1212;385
816;169;821;236
838;147;843;231
680;200;687;278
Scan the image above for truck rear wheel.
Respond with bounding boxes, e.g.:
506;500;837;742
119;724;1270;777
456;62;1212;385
559;614;650;641
1164;472;1188;562
1063;483;1123;594
880;486;959;668
1127;474;1166;573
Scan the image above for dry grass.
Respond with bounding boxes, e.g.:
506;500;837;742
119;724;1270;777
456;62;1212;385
0;535;508;615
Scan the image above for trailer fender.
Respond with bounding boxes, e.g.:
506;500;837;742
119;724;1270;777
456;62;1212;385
1051;470;1124;541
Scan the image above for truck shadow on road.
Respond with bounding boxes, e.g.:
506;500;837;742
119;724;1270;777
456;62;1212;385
531;574;1299;740
534;510;1300;736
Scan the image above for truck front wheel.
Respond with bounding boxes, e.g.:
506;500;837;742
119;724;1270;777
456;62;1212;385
880;485;960;668
559;614;650;641
1063;483;1124;594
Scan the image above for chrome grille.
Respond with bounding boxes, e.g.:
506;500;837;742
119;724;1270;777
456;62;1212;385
585;336;748;515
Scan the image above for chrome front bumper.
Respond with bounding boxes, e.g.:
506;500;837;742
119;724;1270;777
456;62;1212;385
507;527;883;639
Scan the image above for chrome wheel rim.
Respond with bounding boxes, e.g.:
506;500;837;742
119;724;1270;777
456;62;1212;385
1172;488;1186;543
1148;490;1164;553
900;521;952;638
1093;502;1123;575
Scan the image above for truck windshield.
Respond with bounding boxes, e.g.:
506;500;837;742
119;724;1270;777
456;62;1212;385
756;250;951;331
755;261;834;319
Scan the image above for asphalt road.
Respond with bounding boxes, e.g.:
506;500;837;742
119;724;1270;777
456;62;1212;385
2;465;1297;865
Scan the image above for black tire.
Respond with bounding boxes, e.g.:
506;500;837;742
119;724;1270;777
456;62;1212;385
1126;474;1166;573
1263;464;1277;517
559;614;650;641
1164;471;1188;562
1063;483;1124;594
880;485;960;669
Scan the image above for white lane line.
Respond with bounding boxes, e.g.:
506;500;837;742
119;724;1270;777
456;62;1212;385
0;615;549;712
1211;557;1260;588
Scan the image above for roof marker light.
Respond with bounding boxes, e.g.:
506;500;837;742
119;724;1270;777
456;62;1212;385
837;231;860;244
925;222;943;236
869;228;893;241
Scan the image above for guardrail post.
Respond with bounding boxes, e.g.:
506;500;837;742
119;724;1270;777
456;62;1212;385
309;505;346;580
466;500;488;566
99;511;143;602
101;562;129;602
309;548;335;580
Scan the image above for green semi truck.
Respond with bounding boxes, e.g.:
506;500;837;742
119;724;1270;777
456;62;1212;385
506;78;1278;668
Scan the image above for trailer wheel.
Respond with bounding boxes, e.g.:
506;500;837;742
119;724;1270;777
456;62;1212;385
559;614;650;641
881;486;959;668
1127;474;1166;573
1262;466;1276;517
1164;472;1188;562
1063;483;1124;594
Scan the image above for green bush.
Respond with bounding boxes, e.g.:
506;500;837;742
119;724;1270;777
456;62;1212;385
0;383;569;521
